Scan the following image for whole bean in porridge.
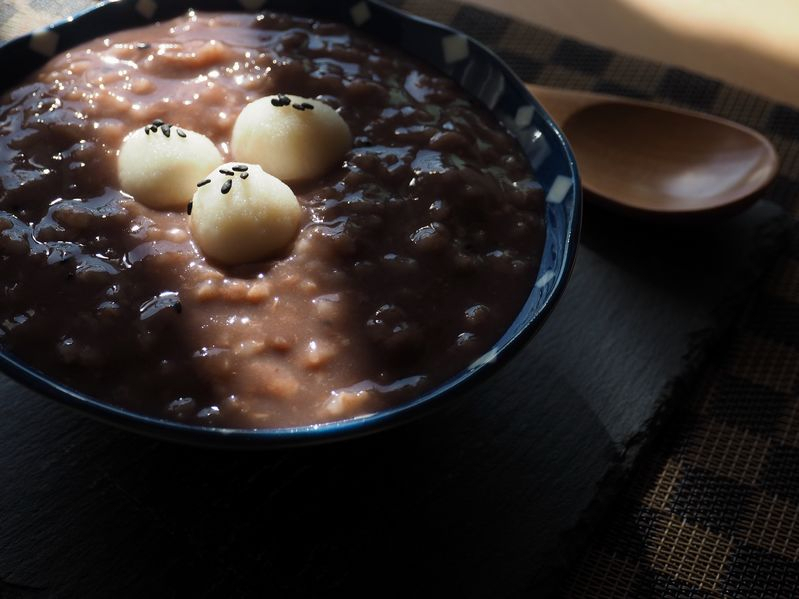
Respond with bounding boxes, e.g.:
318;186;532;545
0;11;546;428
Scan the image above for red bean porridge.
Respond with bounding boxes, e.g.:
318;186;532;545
0;11;546;428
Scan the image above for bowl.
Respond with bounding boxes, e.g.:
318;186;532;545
0;0;581;447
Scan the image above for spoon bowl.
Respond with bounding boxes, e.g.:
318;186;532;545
527;84;779;220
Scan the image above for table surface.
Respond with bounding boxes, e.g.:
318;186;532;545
468;0;799;109
1;1;798;598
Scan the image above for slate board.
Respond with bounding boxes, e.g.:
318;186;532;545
0;199;787;598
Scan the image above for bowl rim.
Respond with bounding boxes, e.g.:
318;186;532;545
0;0;582;448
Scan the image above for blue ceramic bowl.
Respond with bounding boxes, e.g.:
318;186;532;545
0;0;581;447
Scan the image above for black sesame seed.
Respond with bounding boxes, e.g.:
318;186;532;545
161;124;171;137
301;102;314;110
292;103;305;111
136;43;151;50
219;169;235;176
152;119;164;126
186;201;193;215
176;129;186;138
240;172;249;180
144;126;150;135
196;179;211;187
149;125;159;133
173;301;182;314
221;179;232;194
271;98;282;107
232;164;248;172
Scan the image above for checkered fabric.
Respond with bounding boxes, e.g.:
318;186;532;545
3;0;799;596
390;1;799;597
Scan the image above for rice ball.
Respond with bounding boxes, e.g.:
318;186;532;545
189;162;302;265
118;121;223;210
231;94;351;182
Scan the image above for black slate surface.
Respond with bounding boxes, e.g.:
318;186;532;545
0;199;786;598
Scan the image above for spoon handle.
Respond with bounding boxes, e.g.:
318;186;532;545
525;83;621;125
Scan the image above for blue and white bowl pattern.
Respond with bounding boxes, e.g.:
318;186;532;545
0;0;581;447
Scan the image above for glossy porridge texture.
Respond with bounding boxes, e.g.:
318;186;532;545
0;12;546;428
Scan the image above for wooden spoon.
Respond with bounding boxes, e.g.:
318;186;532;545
526;83;779;220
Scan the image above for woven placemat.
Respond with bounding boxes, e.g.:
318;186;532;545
388;1;799;597
2;0;798;596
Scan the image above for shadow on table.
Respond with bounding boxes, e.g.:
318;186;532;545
0;198;787;598
1;361;615;598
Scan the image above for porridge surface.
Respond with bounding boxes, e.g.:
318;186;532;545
0;11;545;428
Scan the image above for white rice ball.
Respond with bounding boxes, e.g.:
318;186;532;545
118;121;223;210
231;94;351;182
189;162;302;265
